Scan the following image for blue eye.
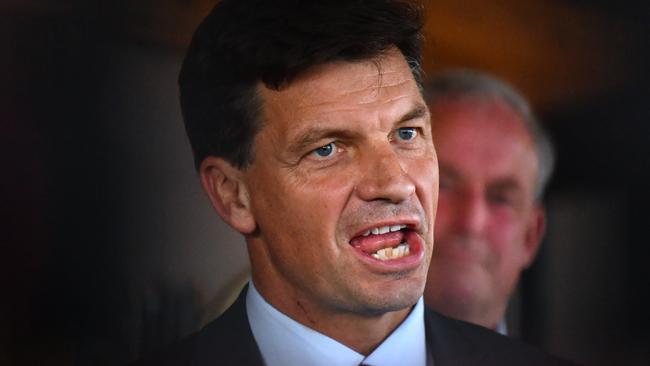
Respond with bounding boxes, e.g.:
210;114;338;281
313;143;335;157
397;127;417;141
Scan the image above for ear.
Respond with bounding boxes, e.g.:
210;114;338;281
199;156;256;234
522;205;546;268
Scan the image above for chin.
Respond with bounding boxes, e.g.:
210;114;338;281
357;279;424;315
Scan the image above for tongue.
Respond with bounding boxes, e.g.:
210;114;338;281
350;231;405;254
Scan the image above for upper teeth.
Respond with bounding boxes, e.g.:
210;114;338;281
361;224;406;237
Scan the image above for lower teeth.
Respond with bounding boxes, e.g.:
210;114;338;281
371;243;410;261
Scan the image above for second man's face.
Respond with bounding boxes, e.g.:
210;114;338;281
425;97;542;327
243;48;438;319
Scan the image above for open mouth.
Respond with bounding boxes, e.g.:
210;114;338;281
349;224;417;261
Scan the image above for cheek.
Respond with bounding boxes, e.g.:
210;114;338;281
296;169;355;214
258;167;355;242
485;210;525;256
432;192;454;237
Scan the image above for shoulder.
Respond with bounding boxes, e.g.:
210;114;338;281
131;289;263;366
130;330;202;366
424;308;580;366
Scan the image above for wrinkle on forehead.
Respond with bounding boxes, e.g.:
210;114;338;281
298;75;416;112
257;48;423;146
304;91;415;114
286;50;416;107
340;76;410;96
347;80;415;106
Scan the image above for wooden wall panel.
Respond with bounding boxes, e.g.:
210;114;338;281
422;0;640;108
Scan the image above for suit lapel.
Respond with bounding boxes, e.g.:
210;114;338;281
191;286;265;366
424;309;485;366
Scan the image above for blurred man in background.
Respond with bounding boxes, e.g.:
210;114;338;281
423;70;555;334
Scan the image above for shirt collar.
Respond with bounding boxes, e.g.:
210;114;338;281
496;318;508;336
246;281;428;366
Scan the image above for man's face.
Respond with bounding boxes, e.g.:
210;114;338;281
243;48;437;318
425;98;542;327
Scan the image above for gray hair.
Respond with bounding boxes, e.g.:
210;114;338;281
424;69;555;201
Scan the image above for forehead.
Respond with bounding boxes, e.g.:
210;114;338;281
431;98;538;187
257;48;424;135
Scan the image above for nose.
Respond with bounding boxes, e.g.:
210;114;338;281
454;190;488;236
354;144;416;203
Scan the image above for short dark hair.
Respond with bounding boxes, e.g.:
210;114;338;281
179;0;425;169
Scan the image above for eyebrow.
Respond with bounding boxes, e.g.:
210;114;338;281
287;127;359;155
288;103;430;155
440;164;524;193
398;104;430;125
438;164;462;182
487;178;522;194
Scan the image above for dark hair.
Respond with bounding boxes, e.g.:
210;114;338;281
179;0;425;169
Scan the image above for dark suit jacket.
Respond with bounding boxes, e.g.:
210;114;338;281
133;288;578;366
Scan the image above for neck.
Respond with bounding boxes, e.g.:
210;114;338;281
250;273;412;355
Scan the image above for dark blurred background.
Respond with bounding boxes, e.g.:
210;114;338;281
1;0;648;365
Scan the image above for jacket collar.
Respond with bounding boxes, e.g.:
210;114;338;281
191;284;264;366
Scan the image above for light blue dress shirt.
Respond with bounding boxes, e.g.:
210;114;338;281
246;281;429;366
496;319;508;336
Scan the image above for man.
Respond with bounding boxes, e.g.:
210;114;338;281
136;1;575;365
423;70;554;334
